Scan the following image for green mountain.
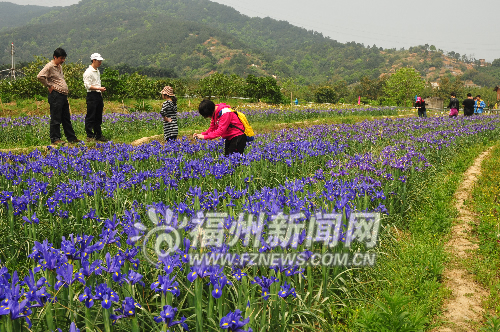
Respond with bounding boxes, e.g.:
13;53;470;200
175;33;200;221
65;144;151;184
0;0;498;86
0;0;383;82
0;2;56;31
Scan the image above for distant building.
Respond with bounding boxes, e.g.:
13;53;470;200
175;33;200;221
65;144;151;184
464;80;480;88
479;59;486;67
431;82;440;88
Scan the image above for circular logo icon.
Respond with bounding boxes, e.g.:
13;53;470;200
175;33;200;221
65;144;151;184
142;226;181;266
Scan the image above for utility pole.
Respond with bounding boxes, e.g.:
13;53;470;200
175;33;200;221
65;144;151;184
10;43;15;80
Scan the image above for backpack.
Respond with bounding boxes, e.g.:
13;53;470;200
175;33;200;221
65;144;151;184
218;108;255;142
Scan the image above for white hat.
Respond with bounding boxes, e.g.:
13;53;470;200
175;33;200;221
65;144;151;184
90;53;104;61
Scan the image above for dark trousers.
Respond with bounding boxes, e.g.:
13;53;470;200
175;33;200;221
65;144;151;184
85;92;104;139
224;134;247;156
417;109;427;118
48;90;77;143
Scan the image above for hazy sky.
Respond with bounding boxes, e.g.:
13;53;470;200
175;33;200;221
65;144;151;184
3;0;499;61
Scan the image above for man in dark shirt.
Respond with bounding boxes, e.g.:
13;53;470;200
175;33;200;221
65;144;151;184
462;93;475;116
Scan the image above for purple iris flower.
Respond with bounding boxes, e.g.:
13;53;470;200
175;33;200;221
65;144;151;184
278;282;297;299
119;247;141;270
103;252;124;274
93;283;119;309
21;212;39;225
251;276;279;300
220;309;252;332
186;261;211;283
56;321;80;332
55;263;85;290
110;297;141;324
21;270;53;308
153;305;189;330
157;253;182;275
232;269;247;281
78;287;94;308
150;275;180;297
127;270;145;287
29;240;68;271
79;259;103;278
0;298;32;328
209;274;232;299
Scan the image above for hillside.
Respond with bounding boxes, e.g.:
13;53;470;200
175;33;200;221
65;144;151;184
0;0;498;86
0;2;56;31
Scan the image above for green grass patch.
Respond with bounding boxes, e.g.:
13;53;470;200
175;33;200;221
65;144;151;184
469;144;500;322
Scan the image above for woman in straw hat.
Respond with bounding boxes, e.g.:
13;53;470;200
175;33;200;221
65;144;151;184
159;86;178;141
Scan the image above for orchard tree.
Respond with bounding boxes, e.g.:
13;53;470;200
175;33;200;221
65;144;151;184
435;76;465;100
101;68;126;100
384;67;425;106
245;75;283;104
197;72;243;99
354;76;387;101
314;85;337;103
123;72;157;100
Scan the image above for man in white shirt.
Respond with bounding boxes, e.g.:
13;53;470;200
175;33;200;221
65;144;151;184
83;53;107;141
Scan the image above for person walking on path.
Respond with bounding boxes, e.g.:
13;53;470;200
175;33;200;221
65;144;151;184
83;53;107;142
37;48;80;145
475;95;486;114
193;99;247;156
462;93;475;117
415;96;427;118
159;86;178;141
448;92;459;118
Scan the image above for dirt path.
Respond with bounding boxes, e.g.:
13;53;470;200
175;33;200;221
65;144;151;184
435;147;493;332
130;135;163;146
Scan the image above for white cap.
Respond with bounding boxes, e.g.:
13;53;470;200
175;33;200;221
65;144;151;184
90;53;104;61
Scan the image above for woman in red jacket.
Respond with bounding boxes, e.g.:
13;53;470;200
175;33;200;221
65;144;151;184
193;99;247;156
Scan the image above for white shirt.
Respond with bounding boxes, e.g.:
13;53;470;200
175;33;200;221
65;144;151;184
83;65;101;92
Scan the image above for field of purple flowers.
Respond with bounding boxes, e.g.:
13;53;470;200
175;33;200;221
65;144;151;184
0;106;398;148
0;115;499;331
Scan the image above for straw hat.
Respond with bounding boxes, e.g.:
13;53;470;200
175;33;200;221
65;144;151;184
160;86;175;96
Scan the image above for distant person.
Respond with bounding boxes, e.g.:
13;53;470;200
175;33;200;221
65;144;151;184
295;98;298;105
447;92;459;118
83;53;107;142
193;99;247;156
159;86;178;141
37;48;80;145
415;96;427;118
475;95;486;114
462;93;475;117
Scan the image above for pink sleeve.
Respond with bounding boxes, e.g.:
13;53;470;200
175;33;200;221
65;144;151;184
201;117;217;135
204;114;231;139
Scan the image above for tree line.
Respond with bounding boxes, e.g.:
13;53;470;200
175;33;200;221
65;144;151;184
0;58;498;107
